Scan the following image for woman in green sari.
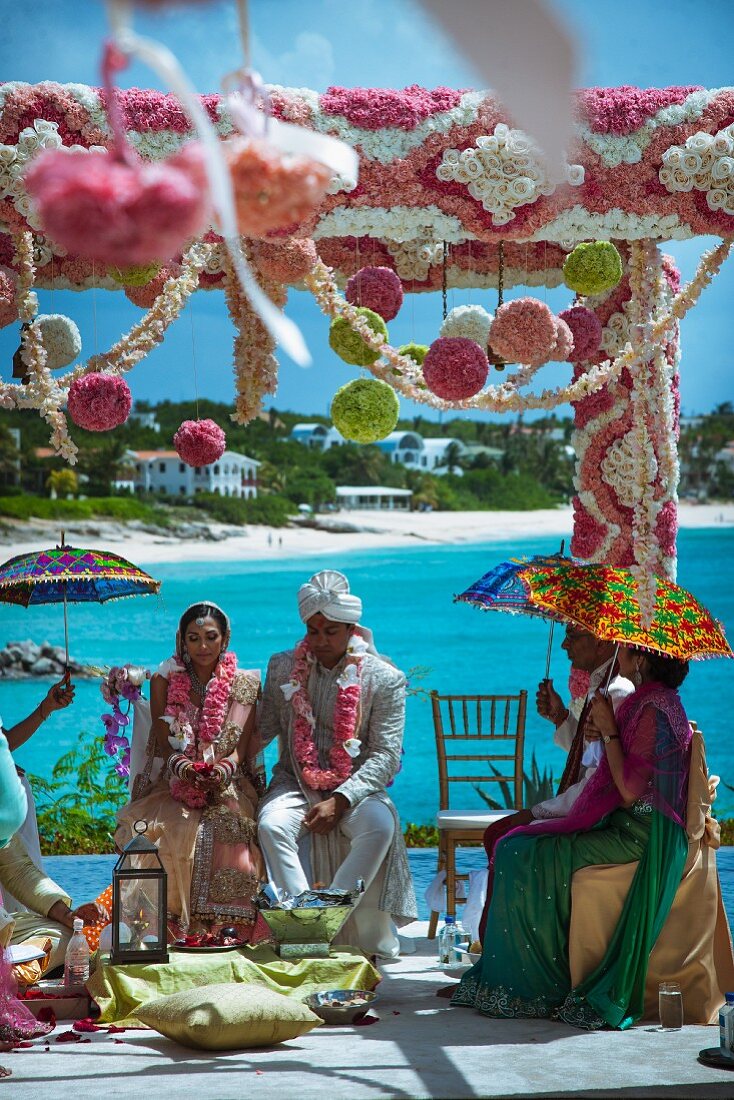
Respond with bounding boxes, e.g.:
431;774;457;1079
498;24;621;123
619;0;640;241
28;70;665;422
451;645;692;1030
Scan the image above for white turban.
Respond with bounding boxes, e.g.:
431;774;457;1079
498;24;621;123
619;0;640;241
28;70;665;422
297;570;362;624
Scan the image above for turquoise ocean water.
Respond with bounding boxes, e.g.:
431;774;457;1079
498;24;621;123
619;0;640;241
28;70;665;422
3;527;734;825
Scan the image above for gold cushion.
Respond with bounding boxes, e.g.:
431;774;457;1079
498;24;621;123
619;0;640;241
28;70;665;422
136;982;322;1050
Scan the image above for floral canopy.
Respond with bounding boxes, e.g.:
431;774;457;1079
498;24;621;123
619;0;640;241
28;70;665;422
0;79;732;605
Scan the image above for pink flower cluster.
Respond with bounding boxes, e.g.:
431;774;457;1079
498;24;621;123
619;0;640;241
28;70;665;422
0;269;17;329
345;265;404;321
422;336;488;400
489;298;557;365
558;306;602;362
174;418;226;466
578;85;702;135
125;262;181;309
548;317;574;362
226;138;331;238
169;777;208;809
319;85;462;130
290;639;360;791
165;650;237;745
67;373;132;432
251;238;318;284
25;143;211;266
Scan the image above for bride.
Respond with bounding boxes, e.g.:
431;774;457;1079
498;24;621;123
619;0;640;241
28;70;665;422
115;601;268;942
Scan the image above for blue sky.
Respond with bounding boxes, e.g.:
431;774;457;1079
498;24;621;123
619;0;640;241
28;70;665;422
1;0;733;422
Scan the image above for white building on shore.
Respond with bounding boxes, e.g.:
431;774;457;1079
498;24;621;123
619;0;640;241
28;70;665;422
130;450;260;498
336;485;412;511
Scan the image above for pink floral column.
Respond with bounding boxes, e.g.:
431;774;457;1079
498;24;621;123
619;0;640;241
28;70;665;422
570;242;681;580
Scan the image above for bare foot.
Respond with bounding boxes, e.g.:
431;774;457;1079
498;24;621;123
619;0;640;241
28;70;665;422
0;1066;11;1080
436;983;459;999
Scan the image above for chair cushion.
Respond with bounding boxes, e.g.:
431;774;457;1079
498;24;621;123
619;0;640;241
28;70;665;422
436;809;512;830
136;982;322;1050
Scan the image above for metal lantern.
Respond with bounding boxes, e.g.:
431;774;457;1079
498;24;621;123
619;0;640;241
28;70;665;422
110;820;169;966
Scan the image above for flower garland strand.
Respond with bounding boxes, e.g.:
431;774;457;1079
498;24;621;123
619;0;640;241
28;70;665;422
304;239;733;414
99;664;150;777
164;650;237;746
285;635;365;791
222;252;285;425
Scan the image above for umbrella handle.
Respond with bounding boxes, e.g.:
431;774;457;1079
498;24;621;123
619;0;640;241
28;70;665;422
543;620;555;682
600;643;619;697
63;581;69;671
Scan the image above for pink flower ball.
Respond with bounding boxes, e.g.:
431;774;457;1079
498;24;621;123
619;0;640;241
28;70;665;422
655;500;678;558
489;297;557;366
0;269;17;329
124;262;181;309
548;317;574;362
251;238;318;283
345;266;404;322
67;373;132;432
25;142;211;266
568;667;590;700
422;337;489;400
174;418;226;466
226;138;331;238
558;306;603;362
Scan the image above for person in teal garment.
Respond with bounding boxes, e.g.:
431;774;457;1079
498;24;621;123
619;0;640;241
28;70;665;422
451;644;693;1030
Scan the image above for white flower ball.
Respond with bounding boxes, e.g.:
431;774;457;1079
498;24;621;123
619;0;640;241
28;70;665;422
33;314;82;370
440;304;493;348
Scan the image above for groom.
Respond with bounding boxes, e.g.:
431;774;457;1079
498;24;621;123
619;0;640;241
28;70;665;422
257;570;417;958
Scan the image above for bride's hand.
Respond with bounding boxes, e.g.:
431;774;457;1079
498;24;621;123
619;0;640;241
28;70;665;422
588;691;617;738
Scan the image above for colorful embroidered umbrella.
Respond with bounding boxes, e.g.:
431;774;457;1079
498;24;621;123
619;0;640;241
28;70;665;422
456;558;732;661
0;534;161;666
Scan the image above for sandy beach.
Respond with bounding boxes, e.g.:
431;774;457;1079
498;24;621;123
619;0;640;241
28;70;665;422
1;503;733;564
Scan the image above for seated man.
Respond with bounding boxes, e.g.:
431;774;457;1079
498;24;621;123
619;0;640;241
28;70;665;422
257;569;417;958
0;833;100;971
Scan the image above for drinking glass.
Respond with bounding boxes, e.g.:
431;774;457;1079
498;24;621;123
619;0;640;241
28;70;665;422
658;981;683;1030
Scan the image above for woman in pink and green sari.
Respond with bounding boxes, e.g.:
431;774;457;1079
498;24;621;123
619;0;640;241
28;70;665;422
452;644;693;1030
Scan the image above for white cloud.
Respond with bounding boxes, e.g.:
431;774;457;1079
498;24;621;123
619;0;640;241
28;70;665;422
254;32;335;92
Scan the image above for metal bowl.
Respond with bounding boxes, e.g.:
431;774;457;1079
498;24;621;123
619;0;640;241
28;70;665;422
305;989;377;1025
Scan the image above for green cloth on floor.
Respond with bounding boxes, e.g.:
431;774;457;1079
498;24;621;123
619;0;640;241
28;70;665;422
87;945;381;1025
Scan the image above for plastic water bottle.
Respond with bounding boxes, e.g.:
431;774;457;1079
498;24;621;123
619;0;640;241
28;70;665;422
719;992;734;1060
438;915;458;966
63;917;90;988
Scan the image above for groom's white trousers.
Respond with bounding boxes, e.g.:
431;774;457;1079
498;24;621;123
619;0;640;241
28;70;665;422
258;789;400;957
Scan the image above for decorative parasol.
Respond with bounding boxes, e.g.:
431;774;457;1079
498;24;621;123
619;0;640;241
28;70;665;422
0;533;161;666
456;557;732;662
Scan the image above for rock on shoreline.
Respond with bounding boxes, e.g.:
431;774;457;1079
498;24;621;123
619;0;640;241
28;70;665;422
0;639;95;679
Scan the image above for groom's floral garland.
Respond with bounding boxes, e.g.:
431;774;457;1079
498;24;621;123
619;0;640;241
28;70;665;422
283;634;366;791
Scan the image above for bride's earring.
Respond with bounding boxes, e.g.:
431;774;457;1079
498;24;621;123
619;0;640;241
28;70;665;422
183;650;192;666
632;662;642;687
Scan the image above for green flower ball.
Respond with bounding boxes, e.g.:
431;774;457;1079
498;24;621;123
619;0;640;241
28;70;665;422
328;307;388;366
330;378;399;444
107;263;162;287
562;241;623;296
398;342;429;365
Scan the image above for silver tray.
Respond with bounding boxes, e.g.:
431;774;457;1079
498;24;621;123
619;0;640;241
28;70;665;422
171;942;244;953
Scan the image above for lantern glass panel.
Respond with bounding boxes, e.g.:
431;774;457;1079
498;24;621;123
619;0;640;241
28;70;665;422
119;875;163;952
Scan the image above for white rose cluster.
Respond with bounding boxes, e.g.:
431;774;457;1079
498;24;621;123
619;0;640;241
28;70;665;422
659;124;734;216
439;304;493;346
601;429;658;509
33;313;82;370
436;123;584;226
384;237;443;281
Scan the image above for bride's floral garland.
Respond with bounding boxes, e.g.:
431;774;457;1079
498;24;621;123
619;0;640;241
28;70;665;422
284;634;366;791
164;650;237;747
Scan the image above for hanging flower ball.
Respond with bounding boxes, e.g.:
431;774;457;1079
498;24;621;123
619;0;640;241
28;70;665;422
558;305;603;361
251;238;318;283
439;304;493;348
108;262;162;287
33;314;82;370
422;337;489;400
548;317;574;362
398;343;429;365
0;270;17;329
67;373;132;432
174;418;226;466
124;262;181;309
345;266;404;322
330;378;399;444
328;307;388;366
25;142;211;266
562;241;623;296
226;138;331;238
489;297;556;366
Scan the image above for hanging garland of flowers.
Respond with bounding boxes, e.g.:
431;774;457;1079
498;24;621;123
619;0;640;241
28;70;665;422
222;252;285;426
304;239;733;415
